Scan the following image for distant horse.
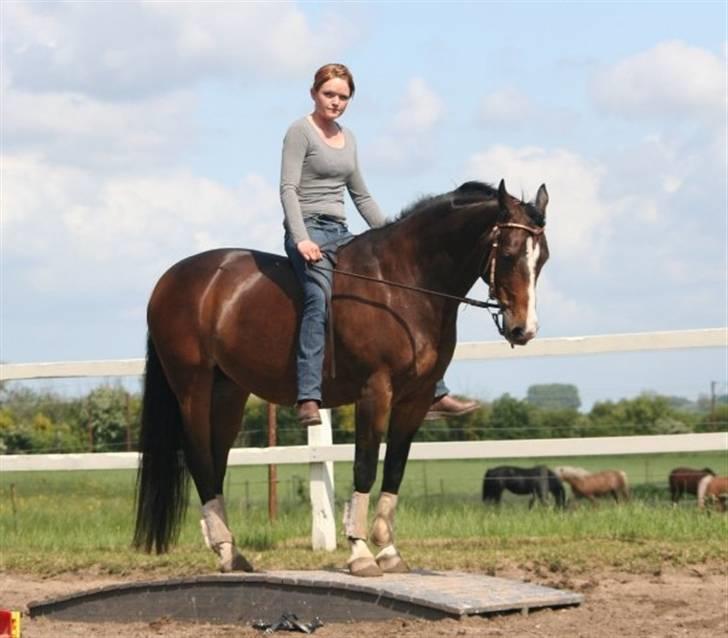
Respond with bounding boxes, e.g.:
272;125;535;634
556;467;629;504
668;467;714;503
133;179;550;576
482;465;566;508
697;475;728;511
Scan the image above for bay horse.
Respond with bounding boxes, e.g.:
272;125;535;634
697;475;728;511
133;179;549;576
482;465;566;509
668;467;714;503
556;467;629;505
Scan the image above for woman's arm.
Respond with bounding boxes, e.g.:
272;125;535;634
280;124;311;245
347;137;386;229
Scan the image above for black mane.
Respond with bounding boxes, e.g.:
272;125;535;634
393;181;498;222
387;180;545;228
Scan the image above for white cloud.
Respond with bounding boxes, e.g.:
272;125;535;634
463;146;613;264
591;40;726;123
477;87;533;124
2;87;197;169
393;78;444;133
1;155;281;293
368;78;444;173
3;1;355;99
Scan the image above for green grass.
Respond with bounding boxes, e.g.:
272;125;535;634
1;452;726;576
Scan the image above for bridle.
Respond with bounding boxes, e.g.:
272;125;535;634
482;221;545;334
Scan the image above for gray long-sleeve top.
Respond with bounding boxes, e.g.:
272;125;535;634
280;116;386;244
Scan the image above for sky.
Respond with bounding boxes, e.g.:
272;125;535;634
1;1;726;409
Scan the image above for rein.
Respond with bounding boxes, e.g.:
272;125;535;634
310;220;545;362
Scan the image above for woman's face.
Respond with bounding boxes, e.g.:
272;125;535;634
311;77;351;122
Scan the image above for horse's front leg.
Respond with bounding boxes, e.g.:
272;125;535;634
345;378;391;577
370;394;430;574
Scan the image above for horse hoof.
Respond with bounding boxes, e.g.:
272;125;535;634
376;553;409;573
231;552;255;572
348;557;383;577
218;543;254;573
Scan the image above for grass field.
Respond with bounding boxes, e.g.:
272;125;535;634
1;451;726;576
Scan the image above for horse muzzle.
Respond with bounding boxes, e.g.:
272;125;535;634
503;316;537;346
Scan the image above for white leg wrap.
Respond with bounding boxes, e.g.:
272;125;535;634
370;492;398;548
202;498;233;550
343;491;370;539
347;538;375;565
216;494;228;523
375;544;398;562
200;495;228;549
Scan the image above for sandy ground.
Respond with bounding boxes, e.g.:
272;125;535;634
2;564;726;638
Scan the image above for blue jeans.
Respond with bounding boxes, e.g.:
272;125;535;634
285;216;354;403
285;216;450;404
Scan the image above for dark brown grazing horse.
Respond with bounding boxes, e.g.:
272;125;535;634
482;465;566;508
668;467;714;503
133;179;549;576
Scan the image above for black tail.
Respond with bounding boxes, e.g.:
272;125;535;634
133;335;189;553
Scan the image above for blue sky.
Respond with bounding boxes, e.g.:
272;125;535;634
1;1;726;408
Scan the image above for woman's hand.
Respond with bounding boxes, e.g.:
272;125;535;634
297;239;322;262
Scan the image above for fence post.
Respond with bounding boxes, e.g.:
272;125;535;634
267;403;277;522
308;409;336;550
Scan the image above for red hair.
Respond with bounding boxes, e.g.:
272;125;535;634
312;63;355;97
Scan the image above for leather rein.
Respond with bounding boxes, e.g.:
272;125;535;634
315;220;545;339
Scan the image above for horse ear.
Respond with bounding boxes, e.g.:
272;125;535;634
497;179;508;210
535;184;549;215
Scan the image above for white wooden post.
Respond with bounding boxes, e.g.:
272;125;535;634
308;409;337;550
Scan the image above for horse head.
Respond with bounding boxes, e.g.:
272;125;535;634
485;179;549;346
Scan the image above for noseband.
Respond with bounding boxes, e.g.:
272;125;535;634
483;222;545;337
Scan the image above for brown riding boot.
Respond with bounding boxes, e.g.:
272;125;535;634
297;400;322;426
425;394;479;421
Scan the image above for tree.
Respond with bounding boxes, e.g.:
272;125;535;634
526;384;581;411
488;394;532;439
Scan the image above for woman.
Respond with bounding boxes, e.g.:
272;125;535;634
281;63;477;426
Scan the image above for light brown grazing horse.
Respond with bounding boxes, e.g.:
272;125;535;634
668;467;714;503
697;475;728;511
133;179;550;575
556;467;629;505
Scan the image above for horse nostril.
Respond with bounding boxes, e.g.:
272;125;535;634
510;326;525;340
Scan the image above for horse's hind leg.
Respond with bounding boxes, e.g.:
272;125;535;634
201;372;253;572
370;395;430;574
177;368;249;573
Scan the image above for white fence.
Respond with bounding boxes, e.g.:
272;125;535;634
1;328;726;549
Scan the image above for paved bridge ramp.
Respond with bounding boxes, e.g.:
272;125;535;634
28;569;583;624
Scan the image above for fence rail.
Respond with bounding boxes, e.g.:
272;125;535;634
1;328;725;381
1;432;726;473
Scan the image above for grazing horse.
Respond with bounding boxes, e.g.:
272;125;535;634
668;467;714;503
133;179;550;576
556;467;629;505
697;475;728;511
482;465;566;508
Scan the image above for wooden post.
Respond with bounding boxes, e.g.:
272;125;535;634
267;403;277;522
308;409;336;550
125;392;133;452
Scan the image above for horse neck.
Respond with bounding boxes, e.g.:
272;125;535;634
369;200;500;297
